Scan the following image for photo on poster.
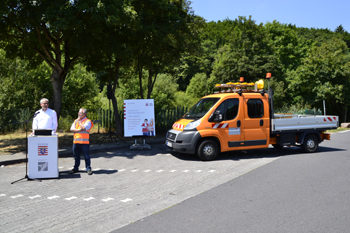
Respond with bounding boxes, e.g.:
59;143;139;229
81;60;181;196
124;99;156;137
38;162;48;172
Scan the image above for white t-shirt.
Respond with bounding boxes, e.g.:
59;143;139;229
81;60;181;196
32;108;58;134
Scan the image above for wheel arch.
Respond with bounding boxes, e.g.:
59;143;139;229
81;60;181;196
297;131;322;144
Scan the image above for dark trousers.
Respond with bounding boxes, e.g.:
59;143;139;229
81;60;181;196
73;143;91;171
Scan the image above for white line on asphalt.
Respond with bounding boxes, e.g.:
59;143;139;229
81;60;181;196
182;170;190;172
120;198;133;203
10;194;23;198
65;196;78;201
0;194;6;197
102;197;114;202
143;170;151;172
47;195;60;200
156;170;164;172
170;170;177;172
131;170;139;172
119;169;126;172
84;197;95;201
195;170;203;172
29;195;41;199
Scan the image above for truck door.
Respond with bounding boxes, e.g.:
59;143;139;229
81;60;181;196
211;98;244;152
242;97;269;148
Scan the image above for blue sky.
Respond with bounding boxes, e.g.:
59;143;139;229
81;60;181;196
189;0;350;32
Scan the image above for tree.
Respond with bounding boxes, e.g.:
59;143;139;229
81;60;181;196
131;0;203;99
0;0;101;118
288;38;350;121
211;16;277;84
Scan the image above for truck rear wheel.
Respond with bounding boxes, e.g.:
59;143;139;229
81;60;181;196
301;134;318;153
197;139;219;161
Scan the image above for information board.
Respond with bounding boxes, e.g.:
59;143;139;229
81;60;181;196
124;99;156;137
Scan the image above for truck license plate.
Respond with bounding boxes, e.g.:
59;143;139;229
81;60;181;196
167;141;173;147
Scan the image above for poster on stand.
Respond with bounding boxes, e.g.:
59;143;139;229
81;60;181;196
124;99;156;137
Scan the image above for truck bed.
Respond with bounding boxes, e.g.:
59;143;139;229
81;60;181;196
272;114;339;132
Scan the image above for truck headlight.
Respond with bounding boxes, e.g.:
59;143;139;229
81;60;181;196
184;119;201;130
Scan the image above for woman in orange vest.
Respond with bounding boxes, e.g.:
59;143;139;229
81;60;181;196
69;108;94;175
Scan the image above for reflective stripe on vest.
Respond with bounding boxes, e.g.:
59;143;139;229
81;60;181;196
73;118;94;144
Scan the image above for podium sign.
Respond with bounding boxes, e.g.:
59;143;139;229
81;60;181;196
28;135;59;179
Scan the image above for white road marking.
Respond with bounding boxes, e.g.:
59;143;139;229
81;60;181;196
170;170;177;172
131;170;139;172
156;170;164;172
47;195;60;200
120;198;133;203
11;194;23;198
143;170;151;172
195;170;203;172
182;170;190;173
209;170;216;172
84;197;95;201
0;194;6;197
102;197;114;202
65;196;78;201
29;195;41;199
119;169;126;172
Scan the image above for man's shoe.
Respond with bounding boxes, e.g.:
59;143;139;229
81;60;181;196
69;169;78;174
87;170;93;175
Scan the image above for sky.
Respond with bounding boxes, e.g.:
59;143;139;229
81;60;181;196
189;0;350;32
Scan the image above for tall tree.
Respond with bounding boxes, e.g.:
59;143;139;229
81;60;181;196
288;38;350;122
0;0;100;118
211;16;277;84
131;0;202;99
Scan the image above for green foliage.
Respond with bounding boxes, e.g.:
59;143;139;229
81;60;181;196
151;74;179;110
57;115;74;133
287;37;350;121
186;73;209;98
211;16;277;84
61;64;100;110
0;49;52;110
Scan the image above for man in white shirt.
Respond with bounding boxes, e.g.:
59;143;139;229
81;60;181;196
32;98;58;135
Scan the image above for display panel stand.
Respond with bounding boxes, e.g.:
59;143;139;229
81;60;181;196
28;135;59;179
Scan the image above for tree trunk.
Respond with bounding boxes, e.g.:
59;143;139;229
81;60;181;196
111;95;123;137
50;67;66;120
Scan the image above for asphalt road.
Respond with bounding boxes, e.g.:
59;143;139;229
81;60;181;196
1;130;349;232
114;130;350;233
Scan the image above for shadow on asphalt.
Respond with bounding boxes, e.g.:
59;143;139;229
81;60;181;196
58;169;118;179
86;142;345;162
168;145;346;162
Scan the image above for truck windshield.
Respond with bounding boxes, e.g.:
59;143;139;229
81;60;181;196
183;98;220;119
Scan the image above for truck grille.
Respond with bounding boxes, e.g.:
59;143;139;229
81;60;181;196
167;132;176;141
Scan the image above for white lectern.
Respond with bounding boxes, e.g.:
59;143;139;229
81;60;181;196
28;135;59;179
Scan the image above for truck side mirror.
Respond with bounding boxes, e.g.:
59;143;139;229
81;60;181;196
209;110;223;122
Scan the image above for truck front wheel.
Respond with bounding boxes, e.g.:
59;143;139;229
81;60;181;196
301;134;318;153
197;139;219;161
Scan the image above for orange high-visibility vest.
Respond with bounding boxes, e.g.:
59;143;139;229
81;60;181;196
73;118;94;144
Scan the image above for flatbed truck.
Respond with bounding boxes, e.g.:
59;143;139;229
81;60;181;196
166;74;339;161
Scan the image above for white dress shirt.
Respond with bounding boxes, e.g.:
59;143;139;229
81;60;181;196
32;108;58;134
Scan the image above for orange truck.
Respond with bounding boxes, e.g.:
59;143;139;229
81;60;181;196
166;74;339;161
